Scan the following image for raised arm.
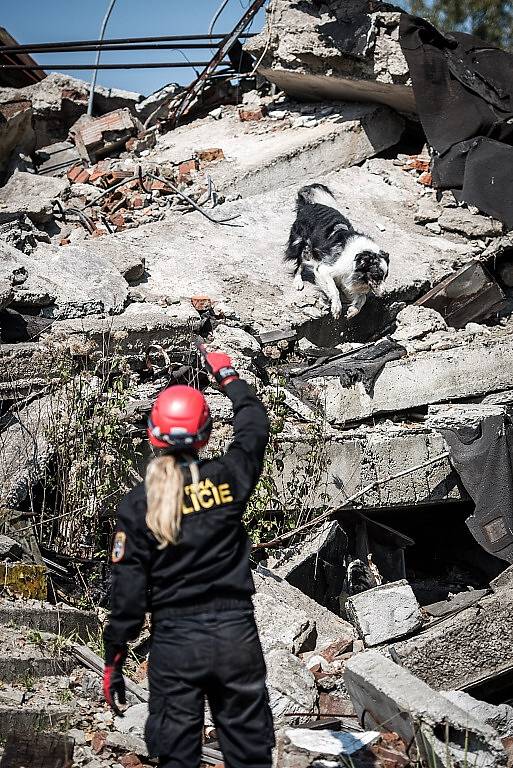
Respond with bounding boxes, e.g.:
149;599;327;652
202;349;270;498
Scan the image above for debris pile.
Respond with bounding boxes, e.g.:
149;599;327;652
2;0;513;766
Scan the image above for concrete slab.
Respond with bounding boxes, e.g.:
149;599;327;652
13;242;129;319
0;626;74;683
253;567;354;652
311;325;513;423
344;650;505;768
277;422;459;509
0;599;98;641
0;172;68;225
346;580;423;646
151;102;404;198
390;587;513;691
245;1;415;113
119;160;473;335
266;646;318;727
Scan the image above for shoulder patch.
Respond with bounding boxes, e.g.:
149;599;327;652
111;531;126;563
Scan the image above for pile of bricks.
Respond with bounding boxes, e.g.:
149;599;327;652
63;144;226;236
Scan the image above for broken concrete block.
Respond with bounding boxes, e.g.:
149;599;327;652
0;341;59;399
0;171;69;225
392;304;447;342
314;325;513;423
442;691;513;739
133;159;472;335
0;598;98;641
346;580;423;646
0;73;142;150
345;651;506;768
211;324;260;357
266;646;318;727
391;586;513;690
438;208;503;238
72;108;143;164
245;1;414;113
275;727;381;768
12;242;129;318
254;567;354;652
490;566;513;593
0;535;22;560
0;96;35;176
253;591;316;655
0;563;46;599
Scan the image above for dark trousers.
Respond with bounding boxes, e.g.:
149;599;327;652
145;603;274;768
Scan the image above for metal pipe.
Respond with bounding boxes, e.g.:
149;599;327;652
0;33;255;54
1;42;224;54
88;0;118;116
1;62;224;70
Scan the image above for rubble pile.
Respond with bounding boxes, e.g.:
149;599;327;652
2;0;513;766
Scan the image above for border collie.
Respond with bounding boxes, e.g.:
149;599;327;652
285;184;389;319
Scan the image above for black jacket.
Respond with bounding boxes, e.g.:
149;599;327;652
103;379;269;659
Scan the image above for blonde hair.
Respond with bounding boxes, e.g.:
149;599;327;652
145;454;199;548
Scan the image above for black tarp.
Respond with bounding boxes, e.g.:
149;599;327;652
399;14;513;227
294;337;406;392
438;411;513;563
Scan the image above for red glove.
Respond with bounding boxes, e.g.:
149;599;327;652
103;648;127;716
204;351;239;387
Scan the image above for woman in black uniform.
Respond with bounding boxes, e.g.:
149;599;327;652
102;349;274;768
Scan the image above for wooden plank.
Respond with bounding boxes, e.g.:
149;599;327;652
71;644;149;702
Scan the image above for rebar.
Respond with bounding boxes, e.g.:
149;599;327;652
0;33;255;54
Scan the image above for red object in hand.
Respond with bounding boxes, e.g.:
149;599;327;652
204;351;239;387
103;651;127;716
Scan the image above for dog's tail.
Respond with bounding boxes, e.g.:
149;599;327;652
296;183;336;209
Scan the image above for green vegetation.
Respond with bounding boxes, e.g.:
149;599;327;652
407;0;513;49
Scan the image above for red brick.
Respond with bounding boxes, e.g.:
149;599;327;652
76;168;91;184
91;731;107;754
319;692;356;717
59;238;71;246
238;106;267;122
67;164;86;183
89;161;110;184
404;157;430;172
131;196;145;209
197;147;225;163
110;213;126;228
320;637;353;662
119;753;143;768
418;171;433;186
178;159;199;182
191;295;212;312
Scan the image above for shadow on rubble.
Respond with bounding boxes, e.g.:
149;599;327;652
271;502;505;619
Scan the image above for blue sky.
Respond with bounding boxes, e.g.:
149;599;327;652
3;1;267;96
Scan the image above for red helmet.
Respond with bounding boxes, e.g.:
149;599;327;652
147;385;212;450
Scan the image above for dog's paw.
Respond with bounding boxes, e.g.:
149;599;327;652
330;301;343;319
346;305;360;319
293;275;305;291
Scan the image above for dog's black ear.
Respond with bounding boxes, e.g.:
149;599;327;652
381;250;390;264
